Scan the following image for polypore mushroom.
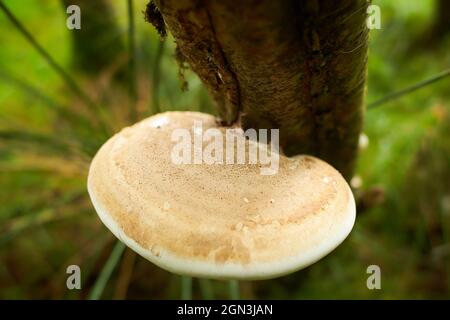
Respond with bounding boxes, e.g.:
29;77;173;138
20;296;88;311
87;111;356;280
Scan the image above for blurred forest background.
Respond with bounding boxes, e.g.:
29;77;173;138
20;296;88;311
0;0;449;299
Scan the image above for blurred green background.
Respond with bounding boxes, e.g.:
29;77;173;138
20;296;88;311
0;0;449;299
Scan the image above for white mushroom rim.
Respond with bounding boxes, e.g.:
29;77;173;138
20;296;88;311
89;185;355;279
87;111;357;280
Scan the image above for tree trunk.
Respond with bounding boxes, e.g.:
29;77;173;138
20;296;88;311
433;0;450;35
62;0;126;79
150;0;369;178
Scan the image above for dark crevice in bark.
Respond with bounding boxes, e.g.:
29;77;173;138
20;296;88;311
202;0;241;125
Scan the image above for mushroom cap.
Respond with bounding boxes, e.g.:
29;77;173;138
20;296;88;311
87;111;356;280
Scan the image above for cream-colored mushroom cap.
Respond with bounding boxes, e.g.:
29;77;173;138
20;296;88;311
87;111;356;280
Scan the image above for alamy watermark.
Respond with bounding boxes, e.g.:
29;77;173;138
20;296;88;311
64;3;380;31
170;121;280;175
366;264;381;290
66;5;81;30
367;4;381;30
66;264;81;290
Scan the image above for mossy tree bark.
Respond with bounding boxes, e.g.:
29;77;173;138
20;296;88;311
149;0;369;179
62;0;125;79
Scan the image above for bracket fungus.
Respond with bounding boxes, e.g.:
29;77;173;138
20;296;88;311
87;111;356;280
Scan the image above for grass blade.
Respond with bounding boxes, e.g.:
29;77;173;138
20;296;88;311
88;241;126;300
0;129;86;156
180;276;192;300
368;68;450;109
0;189;86;246
113;249;136;300
0;70;95;131
127;0;138;122
0;2;91;108
228;280;240;300
198;279;214;300
0;1;110;134
151;39;166;114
